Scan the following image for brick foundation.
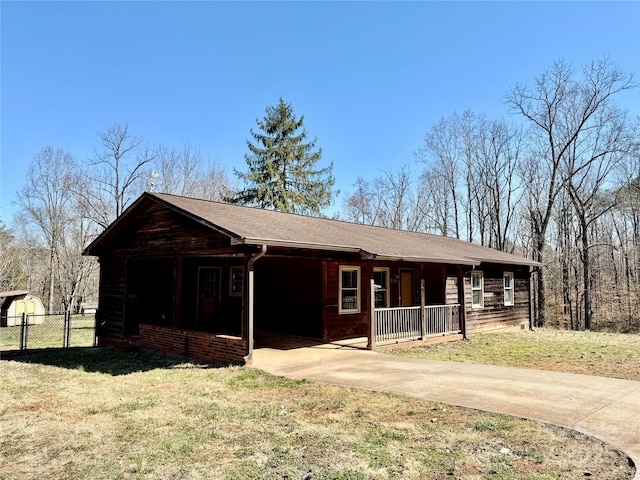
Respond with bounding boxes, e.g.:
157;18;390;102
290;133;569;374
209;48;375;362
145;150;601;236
133;324;248;365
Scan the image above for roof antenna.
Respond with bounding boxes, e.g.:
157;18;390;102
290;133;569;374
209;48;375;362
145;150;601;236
148;170;160;192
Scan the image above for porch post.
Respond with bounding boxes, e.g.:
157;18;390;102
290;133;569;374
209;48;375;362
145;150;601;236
245;245;267;363
457;266;467;339
367;278;375;349
420;279;426;339
528;266;534;331
247;268;255;354
173;256;183;329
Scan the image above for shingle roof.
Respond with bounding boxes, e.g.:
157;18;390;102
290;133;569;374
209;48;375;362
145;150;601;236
85;192;540;267
0;290;29;299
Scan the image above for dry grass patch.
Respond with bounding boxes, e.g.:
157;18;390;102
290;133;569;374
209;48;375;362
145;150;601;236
0;348;634;480
390;328;640;381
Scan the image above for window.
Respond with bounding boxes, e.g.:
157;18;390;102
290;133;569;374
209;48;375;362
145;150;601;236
229;267;244;297
373;268;390;308
339;266;360;313
471;271;484;308
503;272;514;306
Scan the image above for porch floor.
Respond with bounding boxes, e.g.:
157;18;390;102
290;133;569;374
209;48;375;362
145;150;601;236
251;331;464;370
253;331;463;357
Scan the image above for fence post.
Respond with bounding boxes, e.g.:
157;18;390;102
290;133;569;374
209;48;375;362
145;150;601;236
93;311;98;347
19;312;27;351
63;311;68;348
420;279;426;339
64;311;71;349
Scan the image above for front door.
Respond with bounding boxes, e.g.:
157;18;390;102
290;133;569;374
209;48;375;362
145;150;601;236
197;267;221;330
400;270;415;306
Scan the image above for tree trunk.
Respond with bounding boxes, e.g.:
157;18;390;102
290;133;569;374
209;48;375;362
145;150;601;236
48;247;56;314
581;217;593;330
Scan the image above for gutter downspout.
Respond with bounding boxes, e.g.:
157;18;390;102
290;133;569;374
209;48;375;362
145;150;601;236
244;245;267;364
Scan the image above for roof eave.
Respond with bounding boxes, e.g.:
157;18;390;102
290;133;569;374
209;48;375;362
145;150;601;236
467;257;542;268
233;236;365;254
374;255;477;266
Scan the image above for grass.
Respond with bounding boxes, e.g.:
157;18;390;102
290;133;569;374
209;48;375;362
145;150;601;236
0;314;95;351
0;348;635;480
388;328;640;381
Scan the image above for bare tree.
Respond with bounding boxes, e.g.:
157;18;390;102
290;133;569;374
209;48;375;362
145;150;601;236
0;222;20;291
342;167;426;232
82;122;155;228
419;111;524;248
418;114;463;238
342;177;378;225
10;217;48;299
372;166;425;231
419;167;456;236
476;118;524;251
565;105;632;329
56;171;101;314
15;147;77;312
507;57;636;327
148;143;231;201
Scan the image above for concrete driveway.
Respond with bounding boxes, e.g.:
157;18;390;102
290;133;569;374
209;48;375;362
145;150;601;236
252;342;640;479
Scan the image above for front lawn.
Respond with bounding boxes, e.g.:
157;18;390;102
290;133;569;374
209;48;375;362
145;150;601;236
0;348;634;479
389;328;640;381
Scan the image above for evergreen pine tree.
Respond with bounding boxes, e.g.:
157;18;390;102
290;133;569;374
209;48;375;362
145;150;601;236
228;98;335;216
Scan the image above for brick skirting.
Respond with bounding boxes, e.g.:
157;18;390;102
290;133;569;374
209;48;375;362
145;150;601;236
132;324;248;364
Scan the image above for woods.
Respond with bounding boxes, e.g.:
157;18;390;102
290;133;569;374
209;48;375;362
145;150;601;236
342;59;639;333
3;60;639;332
4;123;233;316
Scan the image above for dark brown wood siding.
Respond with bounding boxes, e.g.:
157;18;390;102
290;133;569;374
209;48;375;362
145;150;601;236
92;199;534;351
321;261;449;341
464;266;530;334
96;254;127;339
322;260;371;340
108;203;233;256
254;256;324;338
95;203;247;344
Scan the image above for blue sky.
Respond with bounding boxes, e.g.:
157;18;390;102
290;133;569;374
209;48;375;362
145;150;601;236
2;1;639;224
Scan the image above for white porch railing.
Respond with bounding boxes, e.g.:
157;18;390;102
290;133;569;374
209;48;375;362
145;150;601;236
375;306;422;343
424;304;460;336
374;304;460;345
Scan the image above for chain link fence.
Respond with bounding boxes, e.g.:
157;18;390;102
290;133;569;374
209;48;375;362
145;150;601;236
0;312;96;353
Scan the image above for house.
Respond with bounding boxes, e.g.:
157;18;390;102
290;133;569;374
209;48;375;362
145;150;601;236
0;291;46;327
83;192;540;365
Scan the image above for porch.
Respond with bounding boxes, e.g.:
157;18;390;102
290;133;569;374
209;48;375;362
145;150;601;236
371;304;462;347
253;302;462;354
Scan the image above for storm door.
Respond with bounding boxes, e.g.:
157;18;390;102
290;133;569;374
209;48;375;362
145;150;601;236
197;267;221;330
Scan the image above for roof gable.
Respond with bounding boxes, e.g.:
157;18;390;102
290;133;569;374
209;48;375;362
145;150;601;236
84;192;540;267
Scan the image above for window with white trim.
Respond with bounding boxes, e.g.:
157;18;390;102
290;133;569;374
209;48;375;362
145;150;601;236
339;266;360;313
373;268;390;308
503;272;514;306
471;270;484;308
